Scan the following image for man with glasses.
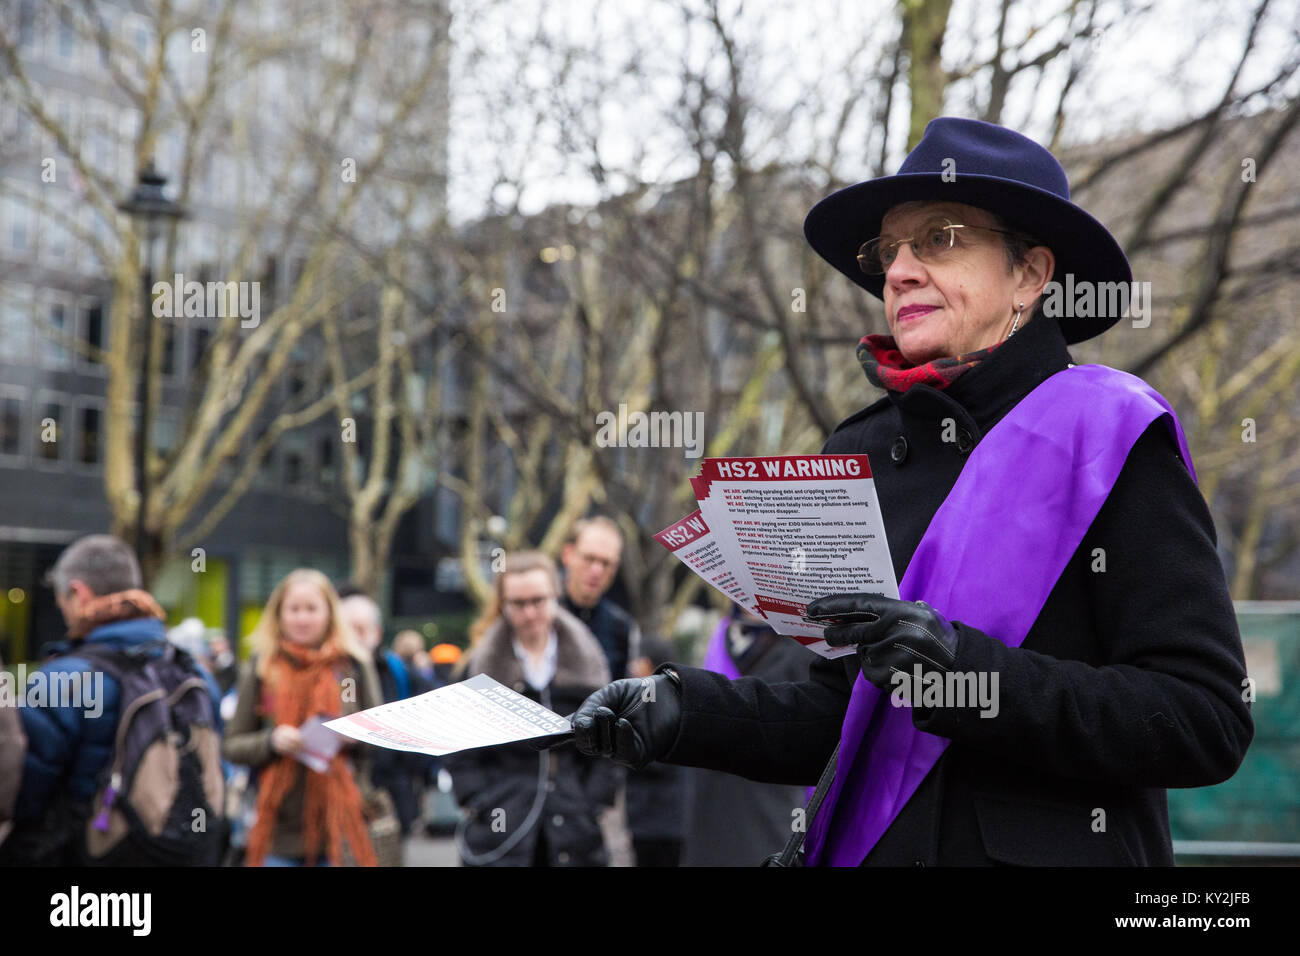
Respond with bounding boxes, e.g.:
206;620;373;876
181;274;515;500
559;516;641;682
558;516;643;865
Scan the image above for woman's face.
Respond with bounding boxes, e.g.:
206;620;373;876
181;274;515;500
501;568;556;646
279;582;332;647
878;201;1051;364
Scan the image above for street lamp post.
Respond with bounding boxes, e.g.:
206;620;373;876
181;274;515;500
118;161;185;578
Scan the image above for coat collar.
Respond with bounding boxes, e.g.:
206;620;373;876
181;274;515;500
830;315;1076;438
468;604;610;691
939;312;1074;419
881;314;1075;434
39;616;167;661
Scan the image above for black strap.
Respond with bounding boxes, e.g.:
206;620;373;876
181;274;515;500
762;742;839;867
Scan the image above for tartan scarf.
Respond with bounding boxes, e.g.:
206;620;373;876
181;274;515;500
66;589;166;640
857;334;1003;392
245;637;377;867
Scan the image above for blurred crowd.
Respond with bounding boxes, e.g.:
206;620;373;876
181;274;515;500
0;519;809;867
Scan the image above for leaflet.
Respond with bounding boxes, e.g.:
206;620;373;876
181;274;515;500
654;508;763;618
657;454;899;659
689;472;776;623
295;715;344;772
324;674;572;756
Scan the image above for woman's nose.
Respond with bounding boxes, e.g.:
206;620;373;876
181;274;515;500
885;242;927;288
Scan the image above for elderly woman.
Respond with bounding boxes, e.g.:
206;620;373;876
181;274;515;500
570;117;1253;866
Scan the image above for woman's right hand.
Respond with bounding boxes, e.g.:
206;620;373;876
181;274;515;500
270;724;303;755
570;673;683;770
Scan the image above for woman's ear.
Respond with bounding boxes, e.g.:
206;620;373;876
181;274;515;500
1017;245;1055;310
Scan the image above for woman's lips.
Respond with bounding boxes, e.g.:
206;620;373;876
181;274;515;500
897;305;939;323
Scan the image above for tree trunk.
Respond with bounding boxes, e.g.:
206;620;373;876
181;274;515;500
902;0;954;148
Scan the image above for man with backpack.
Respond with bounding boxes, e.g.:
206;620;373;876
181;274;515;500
0;534;225;866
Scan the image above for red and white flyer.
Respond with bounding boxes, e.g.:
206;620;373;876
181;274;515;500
657;454;899;659
690;473;767;617
324;674;572;756
653;509;763;618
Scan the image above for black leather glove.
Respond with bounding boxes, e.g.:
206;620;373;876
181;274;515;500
806;593;960;693
570;673;682;771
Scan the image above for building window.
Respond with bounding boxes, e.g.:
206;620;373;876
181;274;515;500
78;405;102;465
4;193;33;255
284;446;304;488
0;392;23;458
80;300;105;366
318;434;336;489
17;1;39;54
88;101;114;181
253;420;277;488
56;8;77;62
191;324;211;372
0;285;32;362
131;16;150;59
161;319;178;378
42;196;72;265
40;298;71;368
153;406;180;458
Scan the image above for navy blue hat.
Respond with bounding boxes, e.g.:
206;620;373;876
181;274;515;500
803;117;1132;344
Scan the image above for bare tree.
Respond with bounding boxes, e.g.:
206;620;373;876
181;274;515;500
0;0;451;584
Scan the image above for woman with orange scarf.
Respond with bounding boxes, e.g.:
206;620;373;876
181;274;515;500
222;569;382;866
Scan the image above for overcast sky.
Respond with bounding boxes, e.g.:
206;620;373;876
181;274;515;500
442;0;1298;224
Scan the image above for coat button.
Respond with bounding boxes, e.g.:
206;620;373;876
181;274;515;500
955;428;974;455
552;814;564;827
913;860;926;867
557;851;570;864
889;436;908;465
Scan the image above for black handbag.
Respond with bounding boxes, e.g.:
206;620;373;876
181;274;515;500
759;743;839;867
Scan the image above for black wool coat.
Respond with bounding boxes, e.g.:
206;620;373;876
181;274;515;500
683;628;812;866
443;607;617;867
663;314;1254;866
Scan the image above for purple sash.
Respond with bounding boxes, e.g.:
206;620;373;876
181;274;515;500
804;364;1196;867
701;618;742;680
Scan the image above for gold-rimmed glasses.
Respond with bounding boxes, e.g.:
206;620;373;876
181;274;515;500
857;218;1027;275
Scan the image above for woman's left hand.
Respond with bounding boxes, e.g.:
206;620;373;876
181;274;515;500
806;594;961;692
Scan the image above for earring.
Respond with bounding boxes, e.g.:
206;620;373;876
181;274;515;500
1009;301;1024;337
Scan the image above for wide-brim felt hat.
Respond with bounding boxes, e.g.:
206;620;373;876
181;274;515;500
803;116;1132;344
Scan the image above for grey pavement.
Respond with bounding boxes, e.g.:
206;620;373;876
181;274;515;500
402;831;460;866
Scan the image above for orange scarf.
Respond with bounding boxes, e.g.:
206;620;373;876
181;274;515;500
244;638;377;867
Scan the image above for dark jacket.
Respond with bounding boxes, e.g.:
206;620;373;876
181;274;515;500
625;633;688;844
663;315;1254;866
5;615;224;863
444;606;616;866
560;593;640;680
0;651;22;828
684;625;811;865
370;648;438;834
